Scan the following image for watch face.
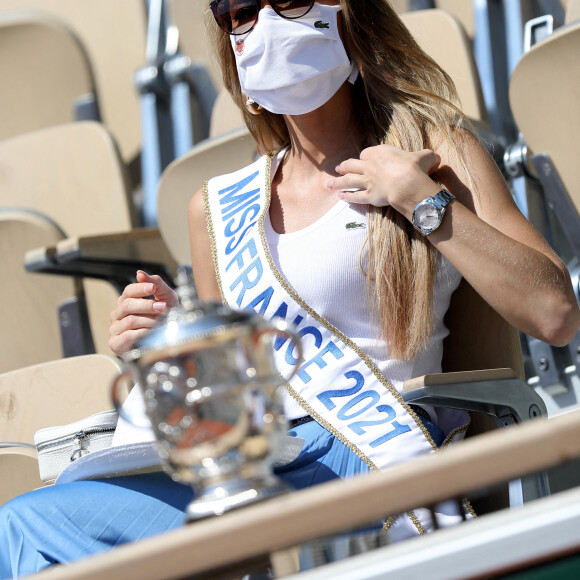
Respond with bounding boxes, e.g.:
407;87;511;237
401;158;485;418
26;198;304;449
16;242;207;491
415;204;441;230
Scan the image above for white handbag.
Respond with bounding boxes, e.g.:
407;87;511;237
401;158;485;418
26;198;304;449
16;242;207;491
34;410;118;484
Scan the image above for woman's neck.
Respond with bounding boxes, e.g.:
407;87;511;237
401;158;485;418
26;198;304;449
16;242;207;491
282;82;364;176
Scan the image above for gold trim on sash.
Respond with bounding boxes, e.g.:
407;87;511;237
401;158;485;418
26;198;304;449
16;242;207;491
202;179;226;303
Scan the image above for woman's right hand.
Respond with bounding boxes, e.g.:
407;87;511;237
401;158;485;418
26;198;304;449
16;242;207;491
108;270;179;356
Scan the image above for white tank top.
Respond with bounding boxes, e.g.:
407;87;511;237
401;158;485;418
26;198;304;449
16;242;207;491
265;199;462;420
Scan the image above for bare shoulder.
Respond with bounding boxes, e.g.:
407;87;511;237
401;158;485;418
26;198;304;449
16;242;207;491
430;125;516;218
188;186;207;229
188;186;221;302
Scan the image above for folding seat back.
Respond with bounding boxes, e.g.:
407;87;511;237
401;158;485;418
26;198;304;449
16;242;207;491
0;123;136;357
0;355;120;445
168;0;223;90
509;21;580;242
400;9;487;125
0;448;41;506
0;210;76;373
209;89;244;138
389;0;412;13
0;0;148;170
443;280;524;378
0;11;94;143
157;128;257;267
442;280;525;438
566;0;580;23
435;0;475;40
0;354;121;504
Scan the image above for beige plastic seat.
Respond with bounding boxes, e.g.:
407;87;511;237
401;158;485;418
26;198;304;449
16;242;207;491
379;2;475;39
168;0;224;90
0;0;148;172
509;21;580;221
400;9;487;125
388;0;412;14
566;0;580;23
0;11;94;143
209;88;245;138
157;127;258;266
0;448;41;507
0;210;78;374
0;123;137;356
435;0;475;40
0;354;120;446
0;354;121;505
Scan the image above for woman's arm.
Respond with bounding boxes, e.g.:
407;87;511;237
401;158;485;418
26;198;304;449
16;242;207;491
329;129;580;346
188;187;221;302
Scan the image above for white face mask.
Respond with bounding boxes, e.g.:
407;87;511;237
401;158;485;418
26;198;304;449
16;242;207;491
231;4;359;116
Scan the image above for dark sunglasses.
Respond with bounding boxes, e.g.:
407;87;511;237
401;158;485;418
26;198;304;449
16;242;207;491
209;0;316;35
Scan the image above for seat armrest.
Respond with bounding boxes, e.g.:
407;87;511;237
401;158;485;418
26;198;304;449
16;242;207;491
25;228;178;293
403;368;518;392
402;368;547;424
53;228;175;265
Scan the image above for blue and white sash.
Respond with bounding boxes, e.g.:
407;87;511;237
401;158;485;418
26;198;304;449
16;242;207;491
202;152;468;477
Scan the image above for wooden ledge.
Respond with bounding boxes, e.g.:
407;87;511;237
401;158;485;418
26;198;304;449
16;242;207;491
36;410;580;580
403;368;518;392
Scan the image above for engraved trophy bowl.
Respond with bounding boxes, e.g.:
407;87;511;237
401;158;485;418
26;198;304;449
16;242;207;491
111;281;302;521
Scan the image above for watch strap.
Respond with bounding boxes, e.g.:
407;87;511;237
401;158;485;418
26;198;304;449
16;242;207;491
430;188;455;209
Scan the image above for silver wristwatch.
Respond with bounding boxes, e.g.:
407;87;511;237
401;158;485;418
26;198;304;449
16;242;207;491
412;188;455;236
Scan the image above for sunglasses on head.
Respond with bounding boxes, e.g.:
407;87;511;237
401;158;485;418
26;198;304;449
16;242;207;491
209;0;316;35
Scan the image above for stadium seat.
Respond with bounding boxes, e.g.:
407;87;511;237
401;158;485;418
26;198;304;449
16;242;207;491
0;209;79;373
509;21;580;271
508;20;580;407
0;11;95;143
209;89;245;138
168;0;223;90
0;122;148;357
435;0;475;40
566;0;580;22
400;9;487;125
157;127;258;266
0;448;41;508
0;355;121;506
0;0;148;177
0;355;120;447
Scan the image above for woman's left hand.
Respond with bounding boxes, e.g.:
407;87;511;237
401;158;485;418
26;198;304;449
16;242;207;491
327;144;442;220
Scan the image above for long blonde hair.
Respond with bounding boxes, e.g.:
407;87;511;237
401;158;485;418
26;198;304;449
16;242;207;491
210;0;467;360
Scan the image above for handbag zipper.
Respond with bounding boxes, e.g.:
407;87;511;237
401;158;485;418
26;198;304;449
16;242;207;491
36;426;116;462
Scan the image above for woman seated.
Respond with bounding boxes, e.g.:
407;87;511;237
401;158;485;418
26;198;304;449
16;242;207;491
1;0;578;577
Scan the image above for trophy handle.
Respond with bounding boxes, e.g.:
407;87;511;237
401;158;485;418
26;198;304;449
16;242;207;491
110;368;152;428
256;319;303;382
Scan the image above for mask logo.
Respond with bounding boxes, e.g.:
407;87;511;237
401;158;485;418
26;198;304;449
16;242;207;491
235;38;245;55
314;20;330;29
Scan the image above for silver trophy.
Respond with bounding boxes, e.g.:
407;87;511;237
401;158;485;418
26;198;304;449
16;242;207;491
111;278;302;521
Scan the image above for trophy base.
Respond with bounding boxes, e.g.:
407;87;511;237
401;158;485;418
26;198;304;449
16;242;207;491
185;475;290;522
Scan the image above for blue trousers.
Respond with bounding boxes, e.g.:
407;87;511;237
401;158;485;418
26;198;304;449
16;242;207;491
0;419;443;578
